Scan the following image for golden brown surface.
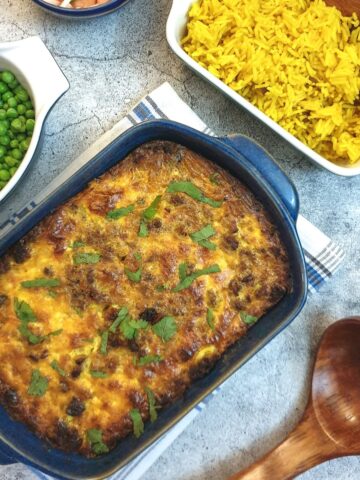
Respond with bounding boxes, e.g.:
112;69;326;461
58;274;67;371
0;141;290;456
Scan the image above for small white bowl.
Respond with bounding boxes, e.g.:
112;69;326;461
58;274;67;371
166;0;360;177
0;36;69;203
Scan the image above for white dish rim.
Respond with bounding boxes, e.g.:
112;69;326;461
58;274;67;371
166;0;360;177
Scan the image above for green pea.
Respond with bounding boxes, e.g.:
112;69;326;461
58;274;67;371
0;146;5;158
0;180;6;189
6;108;18;119
2;91;12;102
15;89;29;102
10;166;17;176
17;133;26;141
10;139;18;148
0;109;6;120
9;79;19;90
4;156;17;167
7;97;17;108
0;169;10;181
2;103;8;111
25;100;32;109
17;104;26;115
10;118;22;132
26;119;35;133
11;148;23;160
20;138;31;152
0;82;7;94
0;135;10;146
0;124;7;136
1;71;15;85
0;120;9;129
25;109;35;119
8;130;14;140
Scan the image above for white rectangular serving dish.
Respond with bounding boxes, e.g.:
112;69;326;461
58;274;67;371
166;0;360;177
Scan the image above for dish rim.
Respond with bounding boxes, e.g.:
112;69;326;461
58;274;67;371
166;0;360;177
31;0;131;18
0;120;308;479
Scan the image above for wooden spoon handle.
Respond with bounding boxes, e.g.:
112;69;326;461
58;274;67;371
228;405;342;480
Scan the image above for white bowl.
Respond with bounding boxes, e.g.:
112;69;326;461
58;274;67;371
166;0;360;177
0;36;69;203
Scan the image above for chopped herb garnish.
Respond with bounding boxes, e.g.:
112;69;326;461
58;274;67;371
130;408;144;438
145;387;158;423
100;331;109;355
210;172;220;185
73;252;101;265
152;316;177;342
90;371;109;378
206;308;215;331
50;360;66;377
135;355;163;366
14;298;36;323
86;429;109;455
18;323;44;345
178;262;188;281
156;284;169;292
109;307;128;333
138;195;162;238
167;181;223;208
173;264;221;292
240;311;258;325
47;329;63;337
28;369;48;397
138;220;148;238
125;253;142;283
21;278;61;288
190;225;217;250
107;204;134;220
120;316;148;340
47;290;57;298
71;240;86;249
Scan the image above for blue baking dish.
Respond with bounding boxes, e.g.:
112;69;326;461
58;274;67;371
0;120;307;479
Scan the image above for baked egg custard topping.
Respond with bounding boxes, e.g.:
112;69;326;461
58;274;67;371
0;141;290;455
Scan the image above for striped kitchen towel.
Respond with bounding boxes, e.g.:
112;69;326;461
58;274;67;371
1;82;344;480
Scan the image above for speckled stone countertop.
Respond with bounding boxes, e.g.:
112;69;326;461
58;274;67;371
0;1;359;479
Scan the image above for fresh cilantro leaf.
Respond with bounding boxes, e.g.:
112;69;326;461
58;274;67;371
136;355;163;366
18;323;44;344
109;307;128;333
14;298;37;323
206;308;215;331
167;181;223;208
143;195;162;220
138;220;148;238
240;311;258;325
47;329;63;337
173;264;221;292
107;204;134;220
145;387;158;423
71;240;86;249
50;360;67;377
21;278;61;288
156;284;169;292
125;253;142;283
90;371;109;378
73;253;101;265
47;290;58;298
190;225;217;250
178;262;188;281
209;172;220;185
120;316;148;340
86;429;109;455
152;316;177;342
130;408;144;438
28;369;48;396
100;331;109;355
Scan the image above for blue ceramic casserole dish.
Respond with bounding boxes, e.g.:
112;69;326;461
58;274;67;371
32;0;130;19
0;120;307;479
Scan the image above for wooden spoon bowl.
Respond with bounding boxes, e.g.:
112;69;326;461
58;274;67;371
228;317;360;480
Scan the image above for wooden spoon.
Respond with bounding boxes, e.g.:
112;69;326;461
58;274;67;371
324;0;360;17
228;317;360;480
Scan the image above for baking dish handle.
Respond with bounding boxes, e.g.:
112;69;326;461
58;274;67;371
219;135;299;221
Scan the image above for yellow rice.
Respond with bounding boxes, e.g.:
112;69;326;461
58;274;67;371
182;0;360;165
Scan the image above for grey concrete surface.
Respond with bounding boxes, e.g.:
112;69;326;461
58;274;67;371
0;0;359;479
